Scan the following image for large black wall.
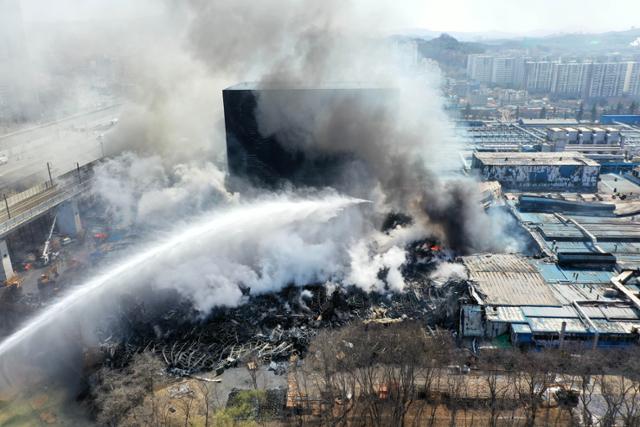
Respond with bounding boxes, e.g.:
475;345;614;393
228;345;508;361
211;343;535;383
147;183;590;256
223;84;392;189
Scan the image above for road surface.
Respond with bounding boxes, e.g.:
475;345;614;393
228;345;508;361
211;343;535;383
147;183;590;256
0;105;121;193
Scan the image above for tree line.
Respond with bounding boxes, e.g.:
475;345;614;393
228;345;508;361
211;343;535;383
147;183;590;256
90;322;640;426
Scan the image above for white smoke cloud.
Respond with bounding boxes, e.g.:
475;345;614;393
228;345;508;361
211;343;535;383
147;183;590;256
430;262;468;283
347;241;407;293
91;153;236;228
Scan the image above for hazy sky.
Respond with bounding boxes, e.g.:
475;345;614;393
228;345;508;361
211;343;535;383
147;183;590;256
416;0;640;35
20;0;640;36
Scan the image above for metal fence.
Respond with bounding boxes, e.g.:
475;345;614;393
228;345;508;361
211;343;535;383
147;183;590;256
0;180;91;238
4;181;54;208
0;161;97;238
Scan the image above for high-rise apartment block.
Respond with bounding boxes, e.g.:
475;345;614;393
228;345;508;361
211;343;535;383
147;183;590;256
551;63;590;97
466;55;494;84
624;62;640;97
587;63;627;98
467;55;525;87
524;61;555;93
466;54;640;99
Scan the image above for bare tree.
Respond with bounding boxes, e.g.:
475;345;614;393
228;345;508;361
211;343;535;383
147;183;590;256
445;369;464;427
306;327;359;426
618;357;640;427
514;351;556;427
599;373;625;427
246;356;259;390
92;352;166;426
412;333;454;427
481;350;515;427
177;392;195;427
195;380;217;427
572;351;604;427
381;323;428;427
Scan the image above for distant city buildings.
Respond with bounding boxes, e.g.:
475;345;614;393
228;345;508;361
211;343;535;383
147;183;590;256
466;55;494;84
524;61;555;93
626;62;640;96
551;62;590;97
466;54;640;99
587;62;627;98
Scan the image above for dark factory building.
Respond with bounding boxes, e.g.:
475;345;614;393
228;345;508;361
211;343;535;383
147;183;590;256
223;82;394;188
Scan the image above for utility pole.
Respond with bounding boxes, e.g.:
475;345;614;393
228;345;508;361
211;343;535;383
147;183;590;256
47;162;54;187
3;194;10;219
76;162;81;183
98;136;105;158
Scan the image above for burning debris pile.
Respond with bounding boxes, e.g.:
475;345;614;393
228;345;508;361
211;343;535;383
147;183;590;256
96;240;470;377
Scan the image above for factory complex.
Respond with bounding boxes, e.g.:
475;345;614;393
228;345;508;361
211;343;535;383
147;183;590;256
460;118;640;349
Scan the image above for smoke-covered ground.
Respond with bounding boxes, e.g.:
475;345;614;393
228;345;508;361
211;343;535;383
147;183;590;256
0;1;527;414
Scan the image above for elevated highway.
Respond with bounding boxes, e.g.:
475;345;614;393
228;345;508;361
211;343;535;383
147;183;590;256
0;164;95;281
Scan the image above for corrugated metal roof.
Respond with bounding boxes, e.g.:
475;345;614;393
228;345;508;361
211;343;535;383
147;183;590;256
591;319;640;335
596;242;640;254
535;262;615;284
539;221;640;241
515;212;552;224
528;317;588;334
511;324;532;334
536;263;571;283
549;283;593;304
521;306;578;318
485;306;526;323
570;270;616;284
580;306;606;319
600;306;640;320
463;254;537;273
474;151;598;166
463;255;560;306
570;215;640;225
615;256;640;270
548;283;624;304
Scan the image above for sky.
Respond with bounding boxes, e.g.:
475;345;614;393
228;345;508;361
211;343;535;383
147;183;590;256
415;0;640;35
18;0;640;36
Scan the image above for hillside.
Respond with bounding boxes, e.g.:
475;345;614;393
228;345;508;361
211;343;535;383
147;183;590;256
416;33;486;73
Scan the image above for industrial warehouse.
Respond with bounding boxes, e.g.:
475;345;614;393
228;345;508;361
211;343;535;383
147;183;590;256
458;140;640;350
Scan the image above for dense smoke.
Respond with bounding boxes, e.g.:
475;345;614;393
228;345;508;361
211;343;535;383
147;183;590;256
92;153;234;228
83;0;515;252
2;0;522;349
72;0;523;309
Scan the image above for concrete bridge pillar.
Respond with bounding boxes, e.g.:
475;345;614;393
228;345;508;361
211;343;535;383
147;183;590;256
0;239;14;282
56;199;83;237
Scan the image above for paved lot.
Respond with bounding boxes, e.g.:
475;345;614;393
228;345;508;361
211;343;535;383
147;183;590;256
0;105;121;193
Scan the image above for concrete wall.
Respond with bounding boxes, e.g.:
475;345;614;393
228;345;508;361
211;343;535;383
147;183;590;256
0;239;14;281
479;164;599;191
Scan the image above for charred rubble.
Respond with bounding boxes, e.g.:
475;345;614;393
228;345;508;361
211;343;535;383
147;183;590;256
95;240;471;377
